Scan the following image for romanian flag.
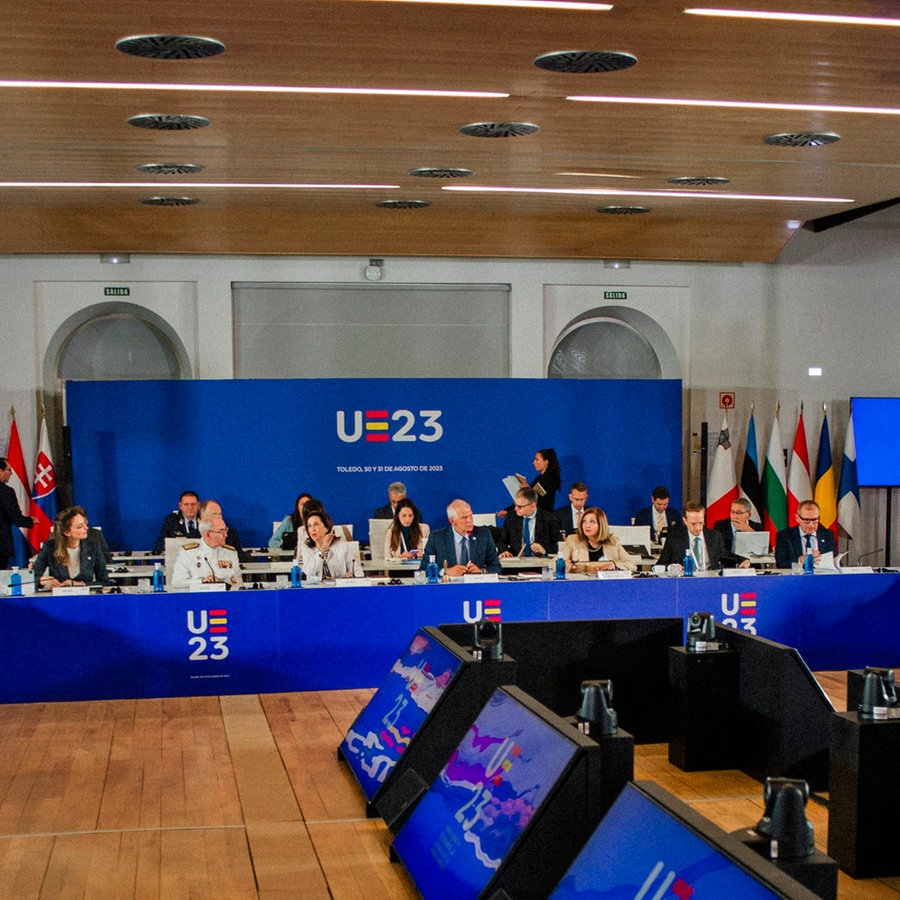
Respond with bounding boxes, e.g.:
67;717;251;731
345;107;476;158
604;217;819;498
814;411;838;544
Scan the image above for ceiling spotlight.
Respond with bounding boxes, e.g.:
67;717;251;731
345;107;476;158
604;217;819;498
375;199;430;209
115;34;225;60
135;163;205;175
459;122;540;138
128;114;212;130
603;259;631;269
408;167;473;178
763;132;841;147
667;176;730;186
534;50;637;73
596;205;650;214
100;253;130;264
141;196;199;206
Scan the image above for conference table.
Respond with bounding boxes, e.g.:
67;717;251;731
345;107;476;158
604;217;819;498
2;569;898;705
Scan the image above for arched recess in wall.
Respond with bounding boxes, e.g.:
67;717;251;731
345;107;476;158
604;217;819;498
547;305;680;379
42;303;191;502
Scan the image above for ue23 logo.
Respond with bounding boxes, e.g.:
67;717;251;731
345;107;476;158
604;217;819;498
336;409;443;443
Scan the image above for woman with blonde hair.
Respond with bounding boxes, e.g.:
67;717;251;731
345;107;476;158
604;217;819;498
33;505;110;587
562;506;636;574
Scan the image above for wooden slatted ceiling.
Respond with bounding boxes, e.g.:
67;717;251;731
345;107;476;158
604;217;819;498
0;0;896;259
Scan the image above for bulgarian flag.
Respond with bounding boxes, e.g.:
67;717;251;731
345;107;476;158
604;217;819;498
761;409;787;545
706;414;738;527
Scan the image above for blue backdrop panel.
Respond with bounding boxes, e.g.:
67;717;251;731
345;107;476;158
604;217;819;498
65;378;682;550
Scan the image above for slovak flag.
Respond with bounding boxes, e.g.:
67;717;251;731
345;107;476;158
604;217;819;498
28;417;58;550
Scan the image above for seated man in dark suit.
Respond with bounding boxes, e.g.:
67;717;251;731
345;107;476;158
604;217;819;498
373;481;406;519
657;500;727;571
499;487;558;558
419;499;501;576
713;497;762;567
774;499;836;569
554;481;589;538
153;490;203;554
633;486;681;543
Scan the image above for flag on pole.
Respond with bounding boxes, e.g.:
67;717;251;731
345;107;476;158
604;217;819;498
4;409;34;566
786;407;812;523
28;414;58;551
838;411;861;543
739;408;763;524
761;409;787;546
814;410;838;544
706;414;738;527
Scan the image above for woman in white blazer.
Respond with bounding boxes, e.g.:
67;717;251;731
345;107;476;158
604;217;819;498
563;507;636;574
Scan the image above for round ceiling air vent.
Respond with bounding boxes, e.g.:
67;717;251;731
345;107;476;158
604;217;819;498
141;196;200;206
459;122;540;138
763;132;840;147
115;34;225;60
408;167;473;178
375;200;430;209
135;163;206;175
666;176;730;186
534;50;637;73
128;114;212;130
596;205;650;214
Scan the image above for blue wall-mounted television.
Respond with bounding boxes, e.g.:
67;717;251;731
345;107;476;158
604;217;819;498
851;397;900;486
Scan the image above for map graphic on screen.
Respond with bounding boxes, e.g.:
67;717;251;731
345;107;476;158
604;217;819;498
392;688;578;900
550;783;785;898
339;629;464;799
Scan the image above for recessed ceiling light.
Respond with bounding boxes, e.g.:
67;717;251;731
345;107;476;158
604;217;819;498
0;79;508;100
375;200;431;208
566;95;900;116
115;34;225;59
667;176;730;186
597;205;650;214
135;163;205;175
127;114;211;130
408;167;474;178
764;132;841;147
684;8;900;28
442;185;853;203
141;196;199;206
459;122;540;137
534;50;637;73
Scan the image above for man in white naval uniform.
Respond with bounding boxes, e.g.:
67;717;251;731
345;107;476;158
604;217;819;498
171;516;244;588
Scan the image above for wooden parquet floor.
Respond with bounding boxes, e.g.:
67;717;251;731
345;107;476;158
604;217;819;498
0;673;896;898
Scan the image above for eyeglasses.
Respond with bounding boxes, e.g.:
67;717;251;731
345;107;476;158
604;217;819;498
798;515;819;523
514;503;534;510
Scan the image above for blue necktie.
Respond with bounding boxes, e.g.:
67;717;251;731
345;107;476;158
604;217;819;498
460;536;469;565
523;518;532;556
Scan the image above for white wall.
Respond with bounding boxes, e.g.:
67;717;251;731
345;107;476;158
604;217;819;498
0;207;896;558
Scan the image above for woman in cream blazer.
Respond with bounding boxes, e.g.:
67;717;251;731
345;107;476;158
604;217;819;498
562;506;637;573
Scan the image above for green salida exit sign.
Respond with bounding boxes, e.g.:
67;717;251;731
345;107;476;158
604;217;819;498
104;287;130;296
603;290;627;300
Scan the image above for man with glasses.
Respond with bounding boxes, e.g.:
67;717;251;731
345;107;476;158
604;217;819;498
171;513;244;588
0;458;37;570
774;499;836;569
499;487;558;558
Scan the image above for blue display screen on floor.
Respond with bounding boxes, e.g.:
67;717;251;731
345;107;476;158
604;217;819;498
550;783;783;898
392;688;577;900
339;629;464;799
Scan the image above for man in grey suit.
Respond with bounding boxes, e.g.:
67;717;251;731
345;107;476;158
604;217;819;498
419;499;501;576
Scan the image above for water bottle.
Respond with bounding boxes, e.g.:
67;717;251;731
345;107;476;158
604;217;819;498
290;563;303;587
9;567;22;597
555;554;566;580
152;562;165;593
426;555;439;584
682;550;695;577
803;552;814;575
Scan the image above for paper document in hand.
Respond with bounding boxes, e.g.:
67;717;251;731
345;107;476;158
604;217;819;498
814;551;838;570
502;475;521;500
